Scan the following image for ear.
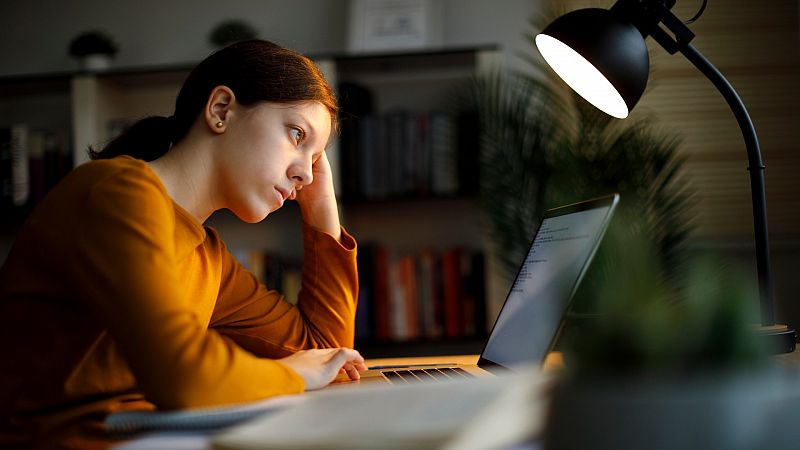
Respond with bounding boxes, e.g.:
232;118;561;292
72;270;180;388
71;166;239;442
204;85;236;134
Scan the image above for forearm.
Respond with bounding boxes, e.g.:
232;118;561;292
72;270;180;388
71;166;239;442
295;224;358;347
212;225;358;354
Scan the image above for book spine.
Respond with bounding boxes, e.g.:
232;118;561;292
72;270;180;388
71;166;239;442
0;127;11;207
429;112;458;196
355;243;375;340
417;249;442;339
10;124;30;207
400;256;419;339
442;248;464;338
386;111;406;197
389;257;407;340
373;245;392;340
27;130;46;205
456;112;481;196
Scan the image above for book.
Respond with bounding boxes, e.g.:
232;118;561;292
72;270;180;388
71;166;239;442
385;111;407;196
337;82;374;200
10;124;30;207
372;245;391;340
429;112;458;196
456;111;481;196
460;251;486;337
0;127;11;207
416;249;441;339
355;243;375;339
27;129;46;205
442;248;465;338
396;255;420;339
388;256;408;340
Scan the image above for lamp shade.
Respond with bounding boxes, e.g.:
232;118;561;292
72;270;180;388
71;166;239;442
535;8;650;119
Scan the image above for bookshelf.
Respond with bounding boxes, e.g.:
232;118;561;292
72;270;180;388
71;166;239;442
0;46;504;357
0;73;73;257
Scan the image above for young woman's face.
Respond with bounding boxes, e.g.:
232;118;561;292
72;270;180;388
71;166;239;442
217;100;332;222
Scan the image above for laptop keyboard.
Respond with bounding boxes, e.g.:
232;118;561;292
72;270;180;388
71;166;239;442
381;367;475;384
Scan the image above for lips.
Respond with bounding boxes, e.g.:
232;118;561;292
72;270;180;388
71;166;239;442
274;187;298;206
274;187;287;205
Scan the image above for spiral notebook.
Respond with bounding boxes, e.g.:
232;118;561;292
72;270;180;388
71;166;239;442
104;394;306;434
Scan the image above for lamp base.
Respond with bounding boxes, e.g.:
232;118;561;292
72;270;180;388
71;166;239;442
753;324;797;354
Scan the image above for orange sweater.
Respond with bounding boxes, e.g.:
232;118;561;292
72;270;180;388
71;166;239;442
0;156;358;448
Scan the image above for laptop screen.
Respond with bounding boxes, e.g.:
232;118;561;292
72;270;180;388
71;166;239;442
479;195;618;370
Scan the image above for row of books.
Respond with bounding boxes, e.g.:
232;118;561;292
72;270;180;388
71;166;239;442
0;124;72;210
232;244;487;343
339;110;480;201
356;244;487;342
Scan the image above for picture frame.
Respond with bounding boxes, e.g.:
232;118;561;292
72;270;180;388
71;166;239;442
347;0;444;53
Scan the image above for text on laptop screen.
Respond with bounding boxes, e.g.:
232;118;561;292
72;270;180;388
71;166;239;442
481;205;612;369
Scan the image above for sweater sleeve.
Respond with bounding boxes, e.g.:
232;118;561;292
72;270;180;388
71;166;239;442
210;224;358;358
67;168;304;410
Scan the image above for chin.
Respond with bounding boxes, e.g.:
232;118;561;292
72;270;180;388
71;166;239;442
233;207;271;223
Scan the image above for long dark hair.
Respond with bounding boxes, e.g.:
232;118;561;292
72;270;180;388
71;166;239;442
90;39;338;161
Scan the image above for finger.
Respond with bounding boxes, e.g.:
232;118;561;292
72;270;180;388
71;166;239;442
327;349;363;379
342;363;361;380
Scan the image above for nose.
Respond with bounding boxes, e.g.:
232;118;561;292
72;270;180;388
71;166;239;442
288;158;313;187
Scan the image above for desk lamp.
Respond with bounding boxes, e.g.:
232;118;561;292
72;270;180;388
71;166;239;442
534;0;796;353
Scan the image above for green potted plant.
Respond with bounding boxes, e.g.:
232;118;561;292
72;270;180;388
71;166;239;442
462;17;800;449
539;215;800;450
68;29;119;71
208;19;258;48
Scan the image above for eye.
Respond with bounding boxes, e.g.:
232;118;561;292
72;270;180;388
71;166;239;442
289;126;306;145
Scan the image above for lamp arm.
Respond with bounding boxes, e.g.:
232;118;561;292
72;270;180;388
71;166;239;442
679;43;775;326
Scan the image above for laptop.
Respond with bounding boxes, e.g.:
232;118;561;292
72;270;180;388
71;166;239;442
334;193;620;386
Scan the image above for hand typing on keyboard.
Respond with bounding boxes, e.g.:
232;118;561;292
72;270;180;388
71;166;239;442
278;348;368;390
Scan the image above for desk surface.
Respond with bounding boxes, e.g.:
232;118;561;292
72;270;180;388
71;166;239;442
116;349;799;450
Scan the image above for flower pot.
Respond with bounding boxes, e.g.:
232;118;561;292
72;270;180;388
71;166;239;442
80;54;112;72
543;370;800;450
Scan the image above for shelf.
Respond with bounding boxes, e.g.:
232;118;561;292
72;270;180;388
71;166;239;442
1;45;502;356
0;46;500;88
335;48;488;85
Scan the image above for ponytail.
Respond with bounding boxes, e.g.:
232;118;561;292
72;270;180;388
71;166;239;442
88;115;174;161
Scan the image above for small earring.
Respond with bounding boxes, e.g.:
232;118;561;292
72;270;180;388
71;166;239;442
215;121;224;128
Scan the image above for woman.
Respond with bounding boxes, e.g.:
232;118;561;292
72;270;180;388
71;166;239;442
0;39;366;448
